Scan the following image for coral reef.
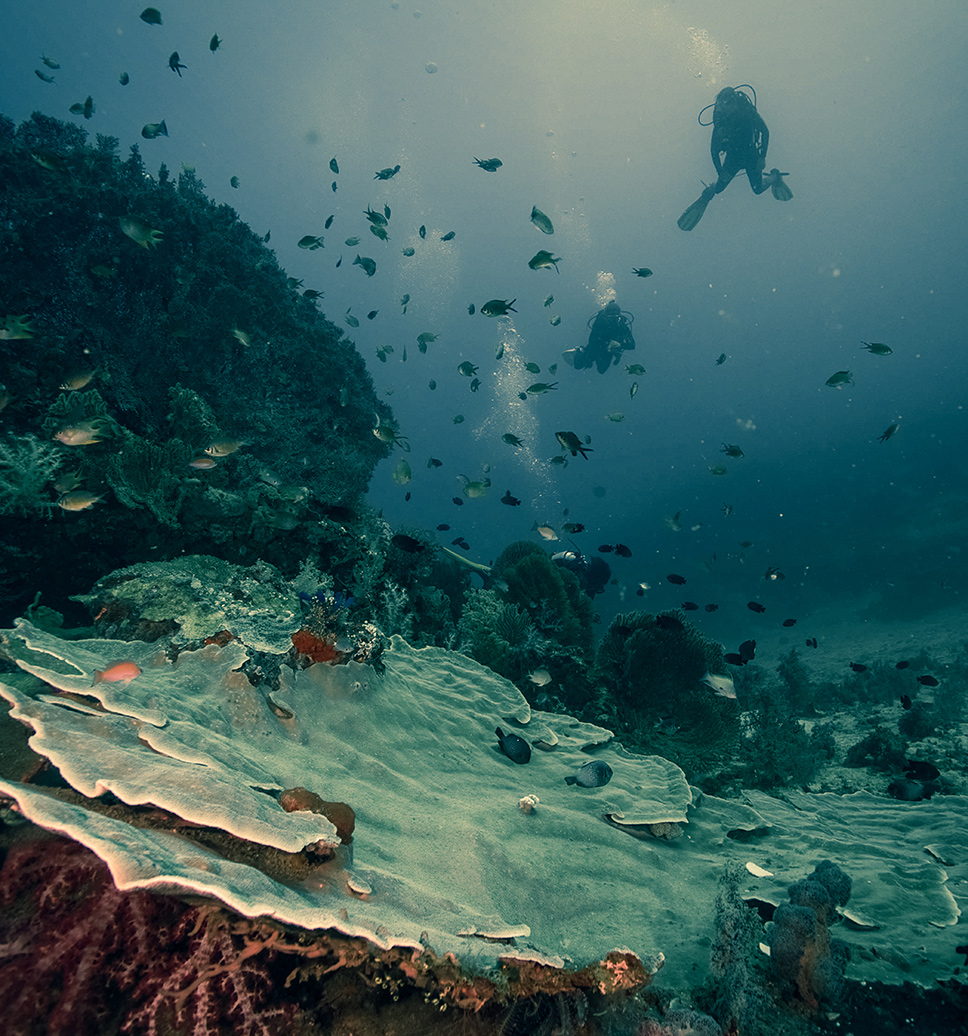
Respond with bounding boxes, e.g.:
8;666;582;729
458;542;595;707
591;610;735;776
0;111;391;619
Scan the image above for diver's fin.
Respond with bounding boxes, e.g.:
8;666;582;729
677;192;712;231
769;168;793;201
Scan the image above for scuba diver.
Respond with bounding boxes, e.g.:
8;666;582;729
563;300;636;373
552;548;611;597
678;85;793;231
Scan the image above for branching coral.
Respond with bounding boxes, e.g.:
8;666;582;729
591;610;735;774
0;834;311;1036
0;433;62;515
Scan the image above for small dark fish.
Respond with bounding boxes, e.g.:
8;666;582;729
70;96;95;119
452;497;464;506
140;7;163;26
655;614;684;632
119;72;130;85
747;601;766;613
739;639;756;661
391;534;424;553
806;637;818;649
905;759;940;781
895;660;910;670
440;230;456;241
436;524;450;532
210;34;222;52
715;352;727;365
168;52;187;76
324;214;335;229
598;544;614;553
353;254;376;277
332;181;337;192
419;224;426;238
427;457;443;468
482;298;518;317
367;310;378;320
329;156;339;174
501;490;521;506
666;573;686;585
613;543;632;558
899;694;912;710
561;522;585;534
405;492;411;501
565;760;613;787
850;662;867;673
724;653;746;666
631;267;653;278
877;423;899;443
704;603;719;612
782;618;797;627
636;587;645;597
374;164;401;180
452;537;470;550
40;55;60;69
887;777;930;802
496;726;531;764
467;303;476;315
473;157;503;172
682;602;699;611
35;69;56;83
916;675;939;687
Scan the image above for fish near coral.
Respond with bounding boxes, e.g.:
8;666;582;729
565;760;613;787
700;671;736;699
495;726;531;764
60;370;96;391
0;315;36;340
93;661;142;685
119;216;163;249
55;419;109;446
57;490;103;511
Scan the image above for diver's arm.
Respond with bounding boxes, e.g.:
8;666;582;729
754;113;769;166
710;130;724;174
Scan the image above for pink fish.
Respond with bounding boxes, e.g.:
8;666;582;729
92;661;142;685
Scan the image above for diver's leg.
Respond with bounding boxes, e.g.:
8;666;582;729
748;165;769;194
712;161;740;194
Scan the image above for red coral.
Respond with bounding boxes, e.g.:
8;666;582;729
291;628;339;664
0;833;311;1036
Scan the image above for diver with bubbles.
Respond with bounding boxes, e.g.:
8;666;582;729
678;85;793;231
563;300;636;374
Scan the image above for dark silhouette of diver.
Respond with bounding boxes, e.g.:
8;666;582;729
563;300;636;373
678;85;792;231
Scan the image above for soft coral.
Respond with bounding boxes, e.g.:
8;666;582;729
0;832;310;1036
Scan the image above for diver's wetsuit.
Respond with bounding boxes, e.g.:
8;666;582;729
706;88;770;197
573;301;636;373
